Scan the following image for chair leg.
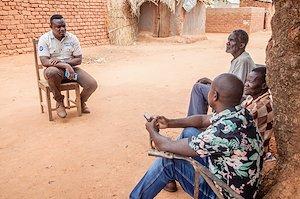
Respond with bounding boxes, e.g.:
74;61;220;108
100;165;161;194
38;87;44;113
46;88;53;121
66;90;70;109
75;86;82;116
193;170;200;199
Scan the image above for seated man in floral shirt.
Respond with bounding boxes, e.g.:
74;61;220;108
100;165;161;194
130;74;263;199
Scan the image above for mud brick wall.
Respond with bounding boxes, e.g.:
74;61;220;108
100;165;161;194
240;0;274;30
206;7;265;34
0;0;109;56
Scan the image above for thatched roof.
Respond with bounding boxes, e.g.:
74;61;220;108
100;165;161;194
128;0;210;17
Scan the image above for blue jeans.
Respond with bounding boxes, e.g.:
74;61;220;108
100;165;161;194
187;83;211;116
179;127;204;163
130;128;216;199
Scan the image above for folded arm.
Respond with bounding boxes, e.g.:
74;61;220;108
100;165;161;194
40;55;82;68
65;55;82;67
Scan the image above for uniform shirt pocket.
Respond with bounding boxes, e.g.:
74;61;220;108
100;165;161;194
49;47;60;58
61;43;74;59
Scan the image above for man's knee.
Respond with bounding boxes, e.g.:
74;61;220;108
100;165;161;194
181;127;201;139
192;83;204;95
90;79;98;92
77;70;98;92
191;83;211;98
44;67;62;79
83;78;98;93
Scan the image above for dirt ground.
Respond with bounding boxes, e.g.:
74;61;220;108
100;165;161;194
0;31;272;199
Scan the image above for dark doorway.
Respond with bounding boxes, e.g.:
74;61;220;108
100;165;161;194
138;1;171;37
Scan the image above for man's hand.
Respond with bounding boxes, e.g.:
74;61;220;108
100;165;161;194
145;118;199;157
49;58;60;66
145;118;159;134
196;77;212;85
65;64;75;79
156;116;170;129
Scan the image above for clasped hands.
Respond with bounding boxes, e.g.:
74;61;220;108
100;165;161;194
49;58;75;79
145;115;169;133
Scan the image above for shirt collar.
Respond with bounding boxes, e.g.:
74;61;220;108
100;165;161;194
210;105;242;123
231;51;248;63
243;89;271;106
50;31;68;41
252;89;271;103
243;95;254;107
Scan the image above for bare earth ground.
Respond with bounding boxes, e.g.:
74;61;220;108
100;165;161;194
0;32;271;199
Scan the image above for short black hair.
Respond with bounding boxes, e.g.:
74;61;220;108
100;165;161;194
232;29;249;47
214;73;244;106
252;67;267;83
50;14;63;24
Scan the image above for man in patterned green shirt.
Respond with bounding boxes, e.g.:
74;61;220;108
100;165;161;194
130;73;263;199
188;106;263;198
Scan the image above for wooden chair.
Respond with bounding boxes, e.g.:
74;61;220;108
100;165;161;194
33;39;82;121
148;140;244;199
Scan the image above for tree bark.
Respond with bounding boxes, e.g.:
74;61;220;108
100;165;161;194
261;0;300;198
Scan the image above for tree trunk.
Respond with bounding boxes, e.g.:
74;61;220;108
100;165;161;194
261;0;300;198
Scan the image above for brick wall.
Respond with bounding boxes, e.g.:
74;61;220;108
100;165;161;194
206;7;265;33
0;0;109;56
240;0;274;30
240;0;272;8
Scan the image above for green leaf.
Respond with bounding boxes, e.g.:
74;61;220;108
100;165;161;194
249;153;259;161
236;169;249;177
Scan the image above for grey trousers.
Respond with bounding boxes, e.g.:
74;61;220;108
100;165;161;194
44;66;98;103
187;83;211;116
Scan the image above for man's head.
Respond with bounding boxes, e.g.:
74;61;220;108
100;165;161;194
208;73;244;112
244;67;268;98
226;29;249;56
50;14;66;40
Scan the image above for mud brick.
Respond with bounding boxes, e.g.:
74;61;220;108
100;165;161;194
0;0;109;56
